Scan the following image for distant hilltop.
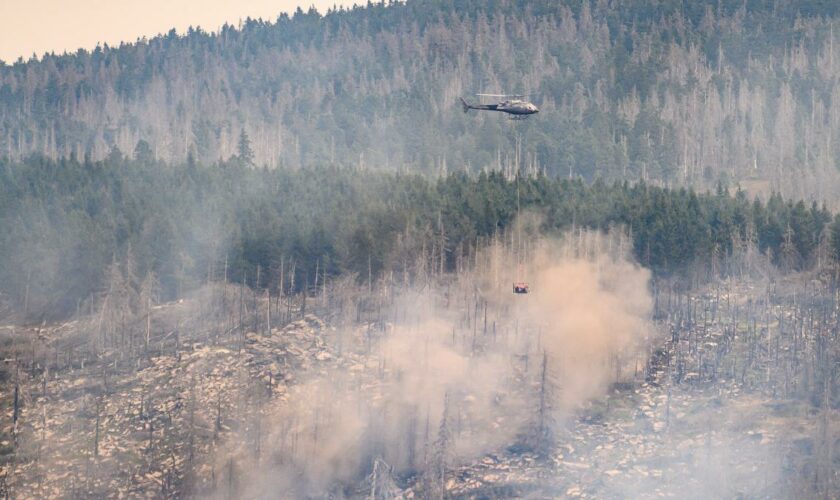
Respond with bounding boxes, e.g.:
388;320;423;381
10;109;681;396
3;0;840;199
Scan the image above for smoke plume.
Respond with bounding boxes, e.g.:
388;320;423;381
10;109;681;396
211;226;655;497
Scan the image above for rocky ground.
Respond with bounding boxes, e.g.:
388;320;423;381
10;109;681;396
0;287;342;497
418;278;839;499
437;381;815;499
0;279;837;499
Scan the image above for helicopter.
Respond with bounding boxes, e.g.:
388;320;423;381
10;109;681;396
460;93;539;119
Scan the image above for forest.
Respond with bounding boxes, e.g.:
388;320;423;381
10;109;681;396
5;0;840;199
1;199;838;497
2;0;840;498
2;150;840;322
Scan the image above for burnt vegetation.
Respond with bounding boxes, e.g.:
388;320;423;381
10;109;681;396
0;160;838;497
1;0;840;498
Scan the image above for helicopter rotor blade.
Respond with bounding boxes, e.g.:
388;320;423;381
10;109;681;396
476;93;529;98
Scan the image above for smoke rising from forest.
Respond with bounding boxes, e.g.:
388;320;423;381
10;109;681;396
5;1;840;496
523;238;654;409
213;226;656;497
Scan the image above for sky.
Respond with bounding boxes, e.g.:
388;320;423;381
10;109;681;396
0;0;359;63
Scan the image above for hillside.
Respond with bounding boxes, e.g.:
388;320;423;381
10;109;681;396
1;235;837;498
5;0;840;198
3;1;840;498
3;156;839;321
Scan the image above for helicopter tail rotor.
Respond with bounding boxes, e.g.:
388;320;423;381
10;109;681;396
460;97;471;113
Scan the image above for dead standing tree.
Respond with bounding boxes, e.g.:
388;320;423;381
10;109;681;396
138;272;160;352
425;393;450;500
95;259;136;354
518;350;558;460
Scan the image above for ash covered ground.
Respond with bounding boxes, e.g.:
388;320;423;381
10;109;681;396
0;233;837;499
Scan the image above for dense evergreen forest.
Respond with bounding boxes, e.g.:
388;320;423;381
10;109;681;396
5;0;840;199
2;152;839;320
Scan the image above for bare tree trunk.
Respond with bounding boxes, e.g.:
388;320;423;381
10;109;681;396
145;296;151;352
94;397;101;458
266;288;271;336
23;268;32;320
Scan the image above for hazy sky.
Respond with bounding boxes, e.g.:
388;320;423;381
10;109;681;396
0;0;359;63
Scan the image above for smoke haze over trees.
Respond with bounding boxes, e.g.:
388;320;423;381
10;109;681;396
2;155;840;321
214;232;655;498
5;0;840;198
2;1;840;498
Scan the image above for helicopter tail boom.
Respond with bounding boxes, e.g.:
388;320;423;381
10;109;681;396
460;97;497;112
